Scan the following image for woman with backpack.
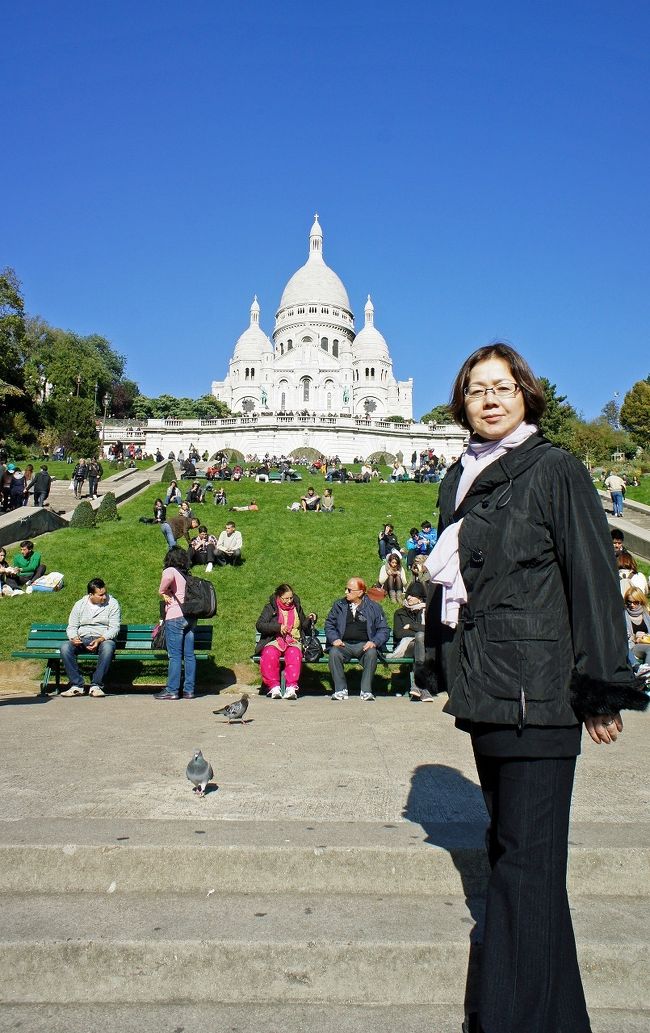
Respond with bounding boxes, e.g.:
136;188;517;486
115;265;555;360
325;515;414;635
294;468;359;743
154;547;197;701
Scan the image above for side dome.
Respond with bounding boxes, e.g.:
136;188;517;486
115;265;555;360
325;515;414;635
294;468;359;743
278;214;351;311
233;296;273;359
353;296;389;360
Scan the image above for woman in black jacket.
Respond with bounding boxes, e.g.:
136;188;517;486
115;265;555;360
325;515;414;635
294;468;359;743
255;584;316;700
421;343;647;1033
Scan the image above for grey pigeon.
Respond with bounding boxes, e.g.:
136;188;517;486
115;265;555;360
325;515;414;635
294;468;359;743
186;749;213;796
213;693;249;724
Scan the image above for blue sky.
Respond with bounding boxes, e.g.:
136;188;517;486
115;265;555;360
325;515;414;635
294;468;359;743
3;0;649;420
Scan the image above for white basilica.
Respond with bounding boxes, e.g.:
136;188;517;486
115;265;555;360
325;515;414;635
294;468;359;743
211;215;413;421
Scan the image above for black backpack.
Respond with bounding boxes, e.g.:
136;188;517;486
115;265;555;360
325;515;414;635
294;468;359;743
181;573;217;619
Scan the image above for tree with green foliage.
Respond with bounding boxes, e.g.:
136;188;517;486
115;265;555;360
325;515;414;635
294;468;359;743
600;398;621;429
96;491;119;523
537;377;578;450
0;268;40;448
132;394;231;420
620;380;650;449
69;500;96;528
49;397;99;458
420;404;453;424
160;461;176;483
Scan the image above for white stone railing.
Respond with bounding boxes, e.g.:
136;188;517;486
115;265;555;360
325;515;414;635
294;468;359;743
116;415;463;436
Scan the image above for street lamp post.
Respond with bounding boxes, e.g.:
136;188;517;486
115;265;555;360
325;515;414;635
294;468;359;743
76;374;81;397
101;393;111;455
94;382;99;415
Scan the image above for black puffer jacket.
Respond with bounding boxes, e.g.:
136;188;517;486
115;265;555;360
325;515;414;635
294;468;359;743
255;594;313;654
423;434;647;725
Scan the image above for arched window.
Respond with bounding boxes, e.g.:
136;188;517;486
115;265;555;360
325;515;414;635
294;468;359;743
301;377;311;402
279;343;284;355
365;367;369;378
245;368;250;380
251;368;255;379
281;391;286;410
321;337;328;351
325;379;334;411
332;340;339;358
371;368;375;379
287;339;293;351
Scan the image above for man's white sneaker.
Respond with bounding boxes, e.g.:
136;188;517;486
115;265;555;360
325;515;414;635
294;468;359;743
61;686;84;697
331;690;348;701
205;563;213;573
12;589;25;595
89;685;105;697
268;686;282;699
284;686;298;700
360;691;375;701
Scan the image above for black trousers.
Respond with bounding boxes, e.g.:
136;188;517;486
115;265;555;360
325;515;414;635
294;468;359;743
472;749;591;1033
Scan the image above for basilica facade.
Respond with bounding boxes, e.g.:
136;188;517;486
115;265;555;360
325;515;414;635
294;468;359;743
211;215;413;420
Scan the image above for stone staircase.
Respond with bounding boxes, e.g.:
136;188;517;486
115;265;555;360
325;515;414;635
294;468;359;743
0;695;647;1032
0;817;647;1032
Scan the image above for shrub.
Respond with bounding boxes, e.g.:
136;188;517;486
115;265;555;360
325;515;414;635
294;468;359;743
160;461;176;483
96;491;119;523
69;500;96;529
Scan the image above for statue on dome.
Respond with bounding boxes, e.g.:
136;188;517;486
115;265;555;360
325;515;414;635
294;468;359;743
261;388;268;407
343;386;350;404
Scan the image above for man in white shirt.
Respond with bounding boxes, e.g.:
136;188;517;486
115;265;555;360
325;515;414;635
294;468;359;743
215;521;243;566
60;578;121;697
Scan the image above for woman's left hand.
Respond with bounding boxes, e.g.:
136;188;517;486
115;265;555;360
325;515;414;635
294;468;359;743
308;612;317;622
584;712;623;744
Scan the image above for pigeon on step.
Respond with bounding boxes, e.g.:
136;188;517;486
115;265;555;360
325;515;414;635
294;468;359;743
213;693;249;724
186;749;213;796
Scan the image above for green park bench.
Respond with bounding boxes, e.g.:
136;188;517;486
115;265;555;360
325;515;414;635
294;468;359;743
13;623;214;696
252;630;414;695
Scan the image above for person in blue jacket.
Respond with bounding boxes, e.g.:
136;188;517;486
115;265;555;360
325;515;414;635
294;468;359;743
324;577;389;701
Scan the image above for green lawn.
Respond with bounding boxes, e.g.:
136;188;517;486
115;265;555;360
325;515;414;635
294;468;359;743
2;478;439;688
619;477;650;507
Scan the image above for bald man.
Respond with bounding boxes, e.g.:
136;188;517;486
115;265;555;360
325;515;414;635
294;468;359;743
324;577;389;701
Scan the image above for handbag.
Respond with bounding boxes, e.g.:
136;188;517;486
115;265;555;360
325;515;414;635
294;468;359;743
302;619;324;662
151;621;167;650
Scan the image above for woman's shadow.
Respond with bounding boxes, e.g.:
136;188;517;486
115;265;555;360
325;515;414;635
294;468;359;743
403;764;489;1015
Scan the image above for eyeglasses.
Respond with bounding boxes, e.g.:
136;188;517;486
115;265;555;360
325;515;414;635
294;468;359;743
464;381;520;401
345;586;360;593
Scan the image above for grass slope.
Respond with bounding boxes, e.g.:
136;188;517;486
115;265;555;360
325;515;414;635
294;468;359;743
2;479;439;688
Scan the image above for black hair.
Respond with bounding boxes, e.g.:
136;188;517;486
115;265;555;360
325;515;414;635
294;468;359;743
274;583;294;598
449;342;546;431
163;546;190;573
87;577;106;594
20;540;34;550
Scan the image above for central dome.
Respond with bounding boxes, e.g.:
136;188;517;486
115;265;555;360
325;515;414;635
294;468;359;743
278;214;351;312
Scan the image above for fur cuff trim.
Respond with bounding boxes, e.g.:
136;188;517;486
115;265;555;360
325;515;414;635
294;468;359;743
570;674;649;718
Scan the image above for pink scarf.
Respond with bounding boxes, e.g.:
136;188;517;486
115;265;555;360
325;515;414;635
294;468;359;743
274;598;298;651
425;422;538;627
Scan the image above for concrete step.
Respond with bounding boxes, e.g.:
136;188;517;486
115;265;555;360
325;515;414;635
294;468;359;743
1;892;647;1008
0;1003;647;1033
1;818;648;897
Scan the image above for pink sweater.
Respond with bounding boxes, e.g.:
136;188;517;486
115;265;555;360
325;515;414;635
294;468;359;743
159;569;187;620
